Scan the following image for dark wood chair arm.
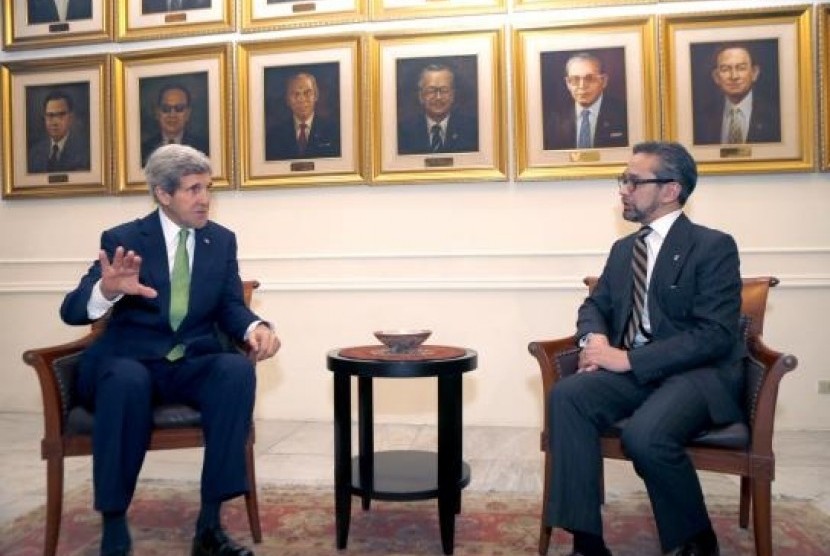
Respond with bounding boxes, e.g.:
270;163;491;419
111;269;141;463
746;334;798;455
528;335;578;451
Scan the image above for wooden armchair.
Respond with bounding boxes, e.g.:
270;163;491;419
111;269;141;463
22;280;263;556
528;276;797;556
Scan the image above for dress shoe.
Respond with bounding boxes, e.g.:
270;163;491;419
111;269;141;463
191;526;254;556
101;548;131;556
669;537;719;556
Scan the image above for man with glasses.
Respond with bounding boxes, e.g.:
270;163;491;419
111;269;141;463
61;144;280;556
397;62;478;155
28;89;90;173
693;42;780;145
141;83;208;166
544;51;628;151
265;71;340;161
546;141;742;556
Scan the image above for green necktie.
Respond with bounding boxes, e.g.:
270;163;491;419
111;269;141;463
167;228;190;360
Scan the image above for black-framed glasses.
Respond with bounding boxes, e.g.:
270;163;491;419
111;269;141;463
616;174;675;193
159;103;188;114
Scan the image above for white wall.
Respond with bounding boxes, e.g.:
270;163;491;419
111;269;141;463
1;0;829;430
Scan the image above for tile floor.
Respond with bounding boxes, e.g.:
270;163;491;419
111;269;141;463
1;412;828;531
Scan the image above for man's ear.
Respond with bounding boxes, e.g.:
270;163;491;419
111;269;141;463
662;181;682;204
154;185;170;206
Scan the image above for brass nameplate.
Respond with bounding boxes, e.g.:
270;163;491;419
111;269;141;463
425;157;454;168
49;23;70;33
292;3;317;12
568;150;600;163
290;161;315;172
165;13;187;23
720;146;752;158
48;174;69;183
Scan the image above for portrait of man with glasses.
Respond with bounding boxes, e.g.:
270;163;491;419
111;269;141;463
396;59;479;155
542;49;629;151
141;78;209;167
26;85;91;174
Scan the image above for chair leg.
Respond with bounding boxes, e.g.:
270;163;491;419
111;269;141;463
739;476;751;529
539;451;552;555
243;439;262;543
539;523;553;556
751;478;773;556
44;455;64;556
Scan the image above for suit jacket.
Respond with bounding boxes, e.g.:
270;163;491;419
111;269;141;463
577;213;744;425
141;131;209;166
27;133;90;173
28;0;91;23
693;94;781;145
60;210;260;366
265;115;340;161
544;95;628;151
142;0;211;13
397;112;479;155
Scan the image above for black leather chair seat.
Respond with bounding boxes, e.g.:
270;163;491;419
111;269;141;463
603;418;750;449
66;404;202;436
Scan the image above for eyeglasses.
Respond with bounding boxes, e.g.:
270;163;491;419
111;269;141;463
44;110;68;119
179;182;212;196
159;103;188;114
421;86;452;98
616;174;675;193
564;74;602;87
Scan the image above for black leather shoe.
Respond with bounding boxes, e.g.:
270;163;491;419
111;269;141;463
101;548;131;556
191;526;254;556
671;536;719;556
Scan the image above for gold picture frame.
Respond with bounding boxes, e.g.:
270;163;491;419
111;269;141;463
237;36;366;189
1;56;111;198
113;44;232;193
370;0;504;21
513;0;652;12
2;0;111;50
241;0;367;32
820;4;830;171
661;6;815;174
369;28;507;185
513;17;658;181
116;0;234;42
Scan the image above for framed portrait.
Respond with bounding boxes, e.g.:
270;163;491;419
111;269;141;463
241;0;367;31
2;0;111;50
514;17;658;180
513;0;651;12
369;29;507;185
370;0;504;21
1;56;110;198
115;0;234;41
238;36;365;188
661;7;815;174
113;44;232;193
820;4;830;171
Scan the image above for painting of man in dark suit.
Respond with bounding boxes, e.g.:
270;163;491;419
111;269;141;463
691;40;781;145
27;0;92;24
142;0;211;13
542;49;628;151
396;57;479;155
26;86;91;173
140;74;210;166
264;65;341;161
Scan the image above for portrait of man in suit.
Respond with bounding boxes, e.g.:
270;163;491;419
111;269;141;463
140;79;209;167
142;0;211;13
27;0;92;24
542;50;628;151
27;88;91;174
264;67;341;161
691;40;781;145
396;59;479;155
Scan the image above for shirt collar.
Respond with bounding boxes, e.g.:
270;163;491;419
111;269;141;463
647;209;682;241
158;207;191;250
574;95;603;118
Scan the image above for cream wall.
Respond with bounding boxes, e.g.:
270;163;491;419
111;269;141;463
1;1;829;431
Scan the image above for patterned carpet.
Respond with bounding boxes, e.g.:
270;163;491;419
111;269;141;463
2;481;829;555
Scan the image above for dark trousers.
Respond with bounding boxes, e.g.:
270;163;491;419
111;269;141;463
546;370;713;552
77;352;256;513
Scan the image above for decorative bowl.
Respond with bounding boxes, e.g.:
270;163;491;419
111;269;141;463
373;329;432;353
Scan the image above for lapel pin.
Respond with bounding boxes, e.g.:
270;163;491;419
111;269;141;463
673;254;680;262
204;238;210;244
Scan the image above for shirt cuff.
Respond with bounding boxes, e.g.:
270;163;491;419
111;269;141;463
87;280;122;320
244;320;273;340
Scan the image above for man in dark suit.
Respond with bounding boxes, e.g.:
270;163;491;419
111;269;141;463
693;43;781;145
265;72;340;160
544;52;628;151
546;141;742;556
141;83;209;166
142;0;211;13
397;63;478;155
60;144;280;556
27;89;90;174
27;0;91;23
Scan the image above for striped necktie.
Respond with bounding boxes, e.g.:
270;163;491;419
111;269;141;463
622;226;652;349
430;124;443;152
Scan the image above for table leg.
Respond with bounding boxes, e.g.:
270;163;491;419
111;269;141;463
437;372;463;555
358;376;374;511
334;372;352;549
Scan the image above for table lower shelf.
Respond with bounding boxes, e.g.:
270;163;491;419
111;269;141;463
350;450;471;501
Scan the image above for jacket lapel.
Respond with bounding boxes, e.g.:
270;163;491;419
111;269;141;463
647;213;693;329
